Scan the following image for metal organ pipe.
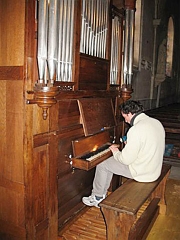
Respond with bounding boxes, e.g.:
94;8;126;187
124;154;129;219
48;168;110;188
61;0;67;81
89;0;94;56
56;0;63;81
37;0;48;83
102;0;108;58
68;0;74;82
123;9;135;85
47;0;58;84
65;0;70;81
128;10;135;82
80;1;86;53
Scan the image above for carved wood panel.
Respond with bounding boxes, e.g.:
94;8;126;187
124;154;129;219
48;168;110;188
78;97;117;135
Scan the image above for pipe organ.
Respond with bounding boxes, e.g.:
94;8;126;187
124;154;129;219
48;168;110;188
0;0;137;239
28;0;136;109
36;0;129;86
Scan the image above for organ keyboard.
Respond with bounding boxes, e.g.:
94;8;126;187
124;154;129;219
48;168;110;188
71;130;113;170
83;143;111;161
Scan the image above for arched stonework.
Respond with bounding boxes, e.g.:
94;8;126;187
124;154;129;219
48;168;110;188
155;38;167;86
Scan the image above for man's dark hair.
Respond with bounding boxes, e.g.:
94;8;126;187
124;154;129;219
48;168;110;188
120;100;144;114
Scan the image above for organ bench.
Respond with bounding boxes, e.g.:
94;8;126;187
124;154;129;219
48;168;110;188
99;164;171;240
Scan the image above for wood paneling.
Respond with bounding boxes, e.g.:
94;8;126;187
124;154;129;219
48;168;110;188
58;168;95;227
0;1;26;238
58;99;81;130
33;145;49;225
0;220;26;240
0;0;25;66
0;177;24;194
31;132;58;238
79;54;109;90
0;186;25;226
0;66;23;80
32;104;49;135
78;98;116;135
0;80;24;183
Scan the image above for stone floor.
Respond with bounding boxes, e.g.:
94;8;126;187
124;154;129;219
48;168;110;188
147;166;180;240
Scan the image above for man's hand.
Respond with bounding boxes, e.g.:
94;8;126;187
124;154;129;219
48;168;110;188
109;144;119;153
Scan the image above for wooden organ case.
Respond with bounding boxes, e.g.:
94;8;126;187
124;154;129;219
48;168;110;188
55;96;124;229
0;0;135;239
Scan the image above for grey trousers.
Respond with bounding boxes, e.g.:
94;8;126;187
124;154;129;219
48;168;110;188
92;156;133;197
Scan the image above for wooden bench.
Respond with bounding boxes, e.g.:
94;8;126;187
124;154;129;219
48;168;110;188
99;164;171;240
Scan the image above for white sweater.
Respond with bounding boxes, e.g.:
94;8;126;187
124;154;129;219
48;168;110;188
113;113;165;182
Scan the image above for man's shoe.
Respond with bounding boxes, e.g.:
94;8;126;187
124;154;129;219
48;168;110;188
82;194;105;208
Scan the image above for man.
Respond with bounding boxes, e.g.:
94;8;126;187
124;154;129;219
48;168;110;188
82;100;165;207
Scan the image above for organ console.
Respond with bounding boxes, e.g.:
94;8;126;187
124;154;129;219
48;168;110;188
71;97;119;170
72;130;113;170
